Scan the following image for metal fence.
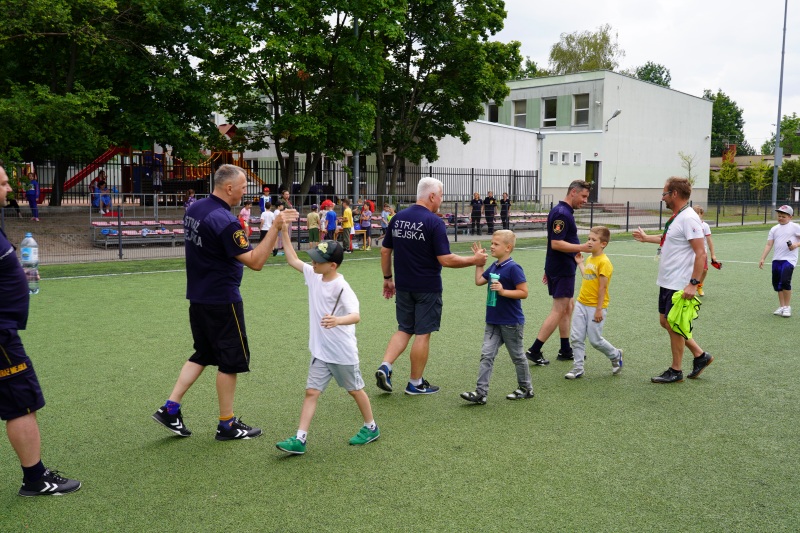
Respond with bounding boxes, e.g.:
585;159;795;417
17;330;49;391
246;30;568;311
2;193;795;265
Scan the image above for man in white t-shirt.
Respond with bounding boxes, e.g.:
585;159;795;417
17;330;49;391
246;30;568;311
758;205;800;317
633;177;713;384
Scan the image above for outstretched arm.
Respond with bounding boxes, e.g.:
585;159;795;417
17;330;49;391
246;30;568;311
472;242;487;285
632;226;661;245
281;224;305;272
237;209;299;270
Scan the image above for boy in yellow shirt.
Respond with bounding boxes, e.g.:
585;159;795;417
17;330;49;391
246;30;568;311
341;199;353;253
565;226;623;379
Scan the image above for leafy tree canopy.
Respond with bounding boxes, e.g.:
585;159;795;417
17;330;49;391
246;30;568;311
703;89;754;157
633;61;671;87
547;24;624;75
761;112;800;156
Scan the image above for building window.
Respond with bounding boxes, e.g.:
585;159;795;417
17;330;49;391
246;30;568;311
573;152;582;166
513;100;527;128
542;98;557;128
487;103;499;123
549;151;558;165
561;152;570;165
573;94;589;126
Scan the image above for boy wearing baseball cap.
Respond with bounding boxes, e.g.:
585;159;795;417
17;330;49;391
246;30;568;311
758;205;800;317
276;228;379;455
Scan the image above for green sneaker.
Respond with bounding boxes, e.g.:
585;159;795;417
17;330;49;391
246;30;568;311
349;425;380;446
276;436;306;455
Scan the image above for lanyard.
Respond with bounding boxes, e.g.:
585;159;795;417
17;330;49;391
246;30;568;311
660;204;688;247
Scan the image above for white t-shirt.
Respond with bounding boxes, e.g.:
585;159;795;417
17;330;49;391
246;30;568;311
302;263;359;364
658;206;705;290
701;221;711;252
260;210;275;231
767;221;800;266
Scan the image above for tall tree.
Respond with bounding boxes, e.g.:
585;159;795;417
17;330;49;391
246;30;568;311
761;112;800;156
0;0;218;204
374;0;521;197
194;0;403;194
633;61;671;87
703;89;753;158
547;24;624;75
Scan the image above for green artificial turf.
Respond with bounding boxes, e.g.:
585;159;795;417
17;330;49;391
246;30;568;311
3;228;798;531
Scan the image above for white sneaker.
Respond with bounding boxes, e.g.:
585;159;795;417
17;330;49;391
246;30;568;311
774;307;785;315
565;367;584;380
611;349;624;375
782;306;792;317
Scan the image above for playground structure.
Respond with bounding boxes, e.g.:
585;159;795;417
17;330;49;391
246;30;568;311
30;147;265;205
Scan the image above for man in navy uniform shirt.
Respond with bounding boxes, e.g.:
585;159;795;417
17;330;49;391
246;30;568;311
0;164;81;496
153;164;298;440
484;190;497;234
525;180;591;366
375;177;488;395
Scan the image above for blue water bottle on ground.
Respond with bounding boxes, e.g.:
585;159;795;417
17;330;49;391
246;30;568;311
20;232;39;294
486;273;500;307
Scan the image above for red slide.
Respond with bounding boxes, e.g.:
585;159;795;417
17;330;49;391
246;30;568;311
63;146;126;191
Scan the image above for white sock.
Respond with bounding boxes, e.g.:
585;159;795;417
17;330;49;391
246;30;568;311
382;362;392;371
296;430;307;443
365;420;376;431
410;377;422;386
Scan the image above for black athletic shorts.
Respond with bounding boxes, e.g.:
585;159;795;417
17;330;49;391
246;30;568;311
0;329;45;421
188;302;251;374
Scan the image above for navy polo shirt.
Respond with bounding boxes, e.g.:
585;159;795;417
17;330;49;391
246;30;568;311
483;258;526;325
484;196;497;216
184;195;252;304
382;204;451;293
545;201;579;276
0;229;29;331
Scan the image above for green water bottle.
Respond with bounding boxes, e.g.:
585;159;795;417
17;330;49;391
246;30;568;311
487;273;500;307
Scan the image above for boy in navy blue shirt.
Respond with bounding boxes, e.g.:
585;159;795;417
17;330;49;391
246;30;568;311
461;230;533;404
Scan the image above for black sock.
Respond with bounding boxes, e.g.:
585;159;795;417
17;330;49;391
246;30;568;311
22;461;46;482
560;338;572;354
529;339;544;354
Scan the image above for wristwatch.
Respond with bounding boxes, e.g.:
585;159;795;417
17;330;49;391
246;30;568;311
690;278;700;285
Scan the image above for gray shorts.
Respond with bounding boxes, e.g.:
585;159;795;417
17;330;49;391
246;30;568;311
306;357;365;392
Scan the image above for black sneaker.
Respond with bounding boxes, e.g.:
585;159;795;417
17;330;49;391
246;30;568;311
152;407;192;437
688;352;714;379
460;391;487;404
506;388;534;400
19;469;81;497
215;417;263;441
556;349;574;361
525;350;550;366
651;368;684;383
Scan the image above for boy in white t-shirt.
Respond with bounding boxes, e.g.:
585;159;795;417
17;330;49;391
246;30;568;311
758;205;800;317
692;206;718;297
275;228;379;455
259;202;275;243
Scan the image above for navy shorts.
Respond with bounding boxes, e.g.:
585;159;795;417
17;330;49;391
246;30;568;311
547;274;576;299
188;302;251;374
658;287;678;318
772;260;794;291
0;330;45;421
396;291;443;335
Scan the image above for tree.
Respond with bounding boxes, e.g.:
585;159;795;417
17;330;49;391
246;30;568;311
547;24;625;75
633;61;671;87
0;0;218;204
678;151;697;184
373;0;521;197
703;89;752;158
761;112;800;156
515;56;548;79
742;159;772;210
194;0;403;195
779;159;800;183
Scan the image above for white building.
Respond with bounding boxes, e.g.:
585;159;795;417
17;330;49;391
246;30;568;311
427;70;713;204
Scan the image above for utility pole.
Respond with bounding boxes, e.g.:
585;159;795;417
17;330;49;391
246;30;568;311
771;0;789;209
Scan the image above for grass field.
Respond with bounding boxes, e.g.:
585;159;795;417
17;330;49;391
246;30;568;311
3;227;799;532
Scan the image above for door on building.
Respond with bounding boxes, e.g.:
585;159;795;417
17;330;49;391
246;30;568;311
585;161;600;203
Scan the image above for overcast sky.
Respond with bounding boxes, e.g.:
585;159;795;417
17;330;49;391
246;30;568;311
493;0;799;152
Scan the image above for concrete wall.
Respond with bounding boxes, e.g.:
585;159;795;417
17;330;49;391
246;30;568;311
425;120;538;170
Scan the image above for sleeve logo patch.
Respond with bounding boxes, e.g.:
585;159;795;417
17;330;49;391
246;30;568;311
552;220;565;234
233;229;249;249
